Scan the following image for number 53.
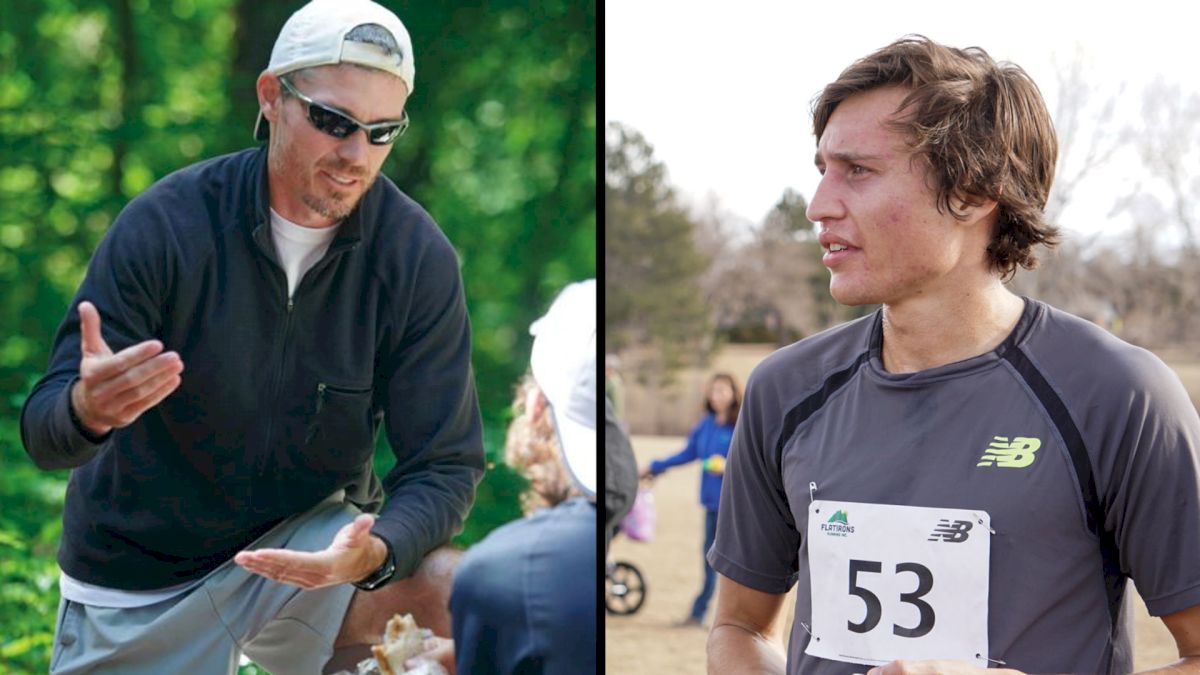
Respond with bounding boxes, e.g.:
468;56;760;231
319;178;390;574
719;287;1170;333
847;559;935;638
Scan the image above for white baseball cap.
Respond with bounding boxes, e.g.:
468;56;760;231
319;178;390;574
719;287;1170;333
530;280;597;498
254;0;415;140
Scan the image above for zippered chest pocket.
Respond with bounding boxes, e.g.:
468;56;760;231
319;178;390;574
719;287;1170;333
302;382;377;471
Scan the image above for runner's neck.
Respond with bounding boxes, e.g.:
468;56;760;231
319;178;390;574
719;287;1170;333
879;284;1023;374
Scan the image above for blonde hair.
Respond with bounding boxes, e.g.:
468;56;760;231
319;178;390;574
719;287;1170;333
505;374;578;514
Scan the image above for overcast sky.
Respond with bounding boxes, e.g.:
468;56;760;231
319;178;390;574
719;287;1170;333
605;1;1199;241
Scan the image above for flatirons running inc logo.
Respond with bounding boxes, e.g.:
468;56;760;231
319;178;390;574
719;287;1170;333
821;510;854;537
977;436;1041;468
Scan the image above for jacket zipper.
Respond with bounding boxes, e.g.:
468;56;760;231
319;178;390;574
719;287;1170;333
304;383;327;445
254;234;358;482
259;295;295;480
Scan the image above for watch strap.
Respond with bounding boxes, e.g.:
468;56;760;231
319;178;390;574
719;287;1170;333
352;533;396;591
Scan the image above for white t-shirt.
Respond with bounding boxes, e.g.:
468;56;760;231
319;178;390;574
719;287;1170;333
58;573;200;608
59;209;340;608
269;208;340;298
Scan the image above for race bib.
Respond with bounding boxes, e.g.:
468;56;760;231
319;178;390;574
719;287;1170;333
805;500;990;667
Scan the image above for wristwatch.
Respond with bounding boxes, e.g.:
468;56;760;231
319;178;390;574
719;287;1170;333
353;534;396;591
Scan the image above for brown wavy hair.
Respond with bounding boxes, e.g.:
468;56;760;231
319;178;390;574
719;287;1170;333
704;373;741;423
812;35;1059;279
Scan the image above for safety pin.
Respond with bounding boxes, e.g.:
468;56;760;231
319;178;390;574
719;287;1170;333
975;514;997;535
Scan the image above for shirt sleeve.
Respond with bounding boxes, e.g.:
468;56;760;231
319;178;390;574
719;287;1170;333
1100;353;1200;616
452;546;513;675
20;194;172;470
370;235;486;581
707;370;801;594
450;523;534;675
650;418;704;474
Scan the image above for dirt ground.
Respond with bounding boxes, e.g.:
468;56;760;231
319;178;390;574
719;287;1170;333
606;435;1180;674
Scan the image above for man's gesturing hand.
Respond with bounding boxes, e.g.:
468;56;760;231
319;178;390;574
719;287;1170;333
70;301;184;437
234;514;389;590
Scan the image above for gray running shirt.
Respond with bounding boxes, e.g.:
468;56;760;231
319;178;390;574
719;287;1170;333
709;298;1200;674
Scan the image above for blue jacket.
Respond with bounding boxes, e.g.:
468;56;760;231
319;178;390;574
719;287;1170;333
650;413;733;511
451;498;596;675
20;147;485;589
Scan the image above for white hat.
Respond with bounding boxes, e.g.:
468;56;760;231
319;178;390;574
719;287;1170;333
530;280;597;498
254;0;415;140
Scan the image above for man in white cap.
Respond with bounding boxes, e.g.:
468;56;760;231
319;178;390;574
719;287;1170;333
21;1;482;672
448;279;598;675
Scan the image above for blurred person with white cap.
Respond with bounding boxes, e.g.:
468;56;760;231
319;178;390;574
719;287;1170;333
446;279;598;675
21;1;483;673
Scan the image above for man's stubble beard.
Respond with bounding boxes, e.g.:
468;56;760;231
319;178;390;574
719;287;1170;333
301;163;377;222
270;137;376;223
301;187;355;222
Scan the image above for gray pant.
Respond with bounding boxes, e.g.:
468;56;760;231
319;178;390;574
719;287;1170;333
49;494;361;675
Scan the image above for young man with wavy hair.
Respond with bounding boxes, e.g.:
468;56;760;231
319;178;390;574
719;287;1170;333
706;35;1200;674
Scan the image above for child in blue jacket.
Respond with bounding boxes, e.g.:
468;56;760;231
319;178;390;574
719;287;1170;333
642;373;740;627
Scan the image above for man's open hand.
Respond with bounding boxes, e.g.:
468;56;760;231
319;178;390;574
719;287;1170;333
71;300;184;436
234;514;388;590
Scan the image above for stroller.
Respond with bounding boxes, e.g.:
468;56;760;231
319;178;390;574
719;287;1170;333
605;557;646;615
605;481;655;615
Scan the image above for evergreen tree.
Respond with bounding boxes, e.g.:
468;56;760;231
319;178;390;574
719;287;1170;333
605;123;709;375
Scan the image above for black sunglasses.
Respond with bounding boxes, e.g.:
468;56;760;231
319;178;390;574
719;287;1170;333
279;77;409;145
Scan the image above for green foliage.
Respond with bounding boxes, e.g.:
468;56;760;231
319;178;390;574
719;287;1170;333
451;430;527;550
392;1;596;428
0;417;67;673
0;0;593;670
763;188;815;240
372;420;526;550
604;123;710;369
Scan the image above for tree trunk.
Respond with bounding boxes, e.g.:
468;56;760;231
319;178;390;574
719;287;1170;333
228;1;294;153
112;0;136;197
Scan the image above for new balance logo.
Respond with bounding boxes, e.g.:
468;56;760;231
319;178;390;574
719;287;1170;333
977;436;1041;468
928;519;973;543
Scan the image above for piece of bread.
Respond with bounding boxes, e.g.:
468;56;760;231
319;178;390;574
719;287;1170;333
371;613;426;675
